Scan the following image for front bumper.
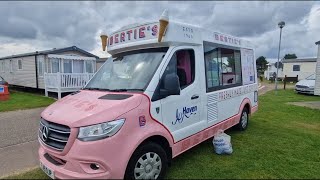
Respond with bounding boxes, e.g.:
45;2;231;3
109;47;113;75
38;135;132;179
39;145;111;179
295;88;314;95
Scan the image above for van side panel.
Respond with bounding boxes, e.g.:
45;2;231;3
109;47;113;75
172;98;255;157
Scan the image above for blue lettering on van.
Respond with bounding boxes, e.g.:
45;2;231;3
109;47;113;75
172;106;197;125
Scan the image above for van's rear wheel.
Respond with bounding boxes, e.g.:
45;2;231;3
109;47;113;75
124;142;168;180
236;107;249;131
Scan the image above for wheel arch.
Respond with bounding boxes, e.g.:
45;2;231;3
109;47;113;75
138;135;172;165
244;103;251;114
240;98;252;115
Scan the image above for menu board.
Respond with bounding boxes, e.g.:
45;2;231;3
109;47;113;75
241;48;255;85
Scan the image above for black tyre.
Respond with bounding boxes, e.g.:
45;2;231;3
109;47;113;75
236;107;249;131
124;142;168;180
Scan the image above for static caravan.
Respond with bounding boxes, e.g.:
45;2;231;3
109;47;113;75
38;10;258;179
0;46;98;98
282;58;317;80
315;41;320;96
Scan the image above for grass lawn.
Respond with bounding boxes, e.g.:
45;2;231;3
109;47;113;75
3;89;320;179
0;91;55;112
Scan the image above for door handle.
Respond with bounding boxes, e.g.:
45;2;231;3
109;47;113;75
191;95;199;100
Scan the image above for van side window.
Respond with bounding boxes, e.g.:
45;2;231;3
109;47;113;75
204;42;242;92
221;48;242;85
204;45;220;87
163;49;195;89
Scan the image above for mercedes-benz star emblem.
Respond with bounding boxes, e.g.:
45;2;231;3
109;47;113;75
42;125;49;142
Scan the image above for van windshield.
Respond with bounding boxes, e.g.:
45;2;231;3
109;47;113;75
84;48;168;92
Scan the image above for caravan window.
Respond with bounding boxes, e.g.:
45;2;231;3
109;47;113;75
204;41;242;92
0;62;3;72
85;61;94;73
38;59;44;76
293;65;300;71
9;60;13;73
18;60;22;70
51;59;60;73
73;60;84;73
63;60;72;73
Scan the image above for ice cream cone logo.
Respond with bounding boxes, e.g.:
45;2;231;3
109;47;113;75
158;9;169;42
100;34;108;51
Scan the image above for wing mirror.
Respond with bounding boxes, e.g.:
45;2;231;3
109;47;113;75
160;73;180;97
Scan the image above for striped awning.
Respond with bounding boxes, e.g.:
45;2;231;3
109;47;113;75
47;54;96;61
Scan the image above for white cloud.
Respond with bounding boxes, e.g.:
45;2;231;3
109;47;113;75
0;1;319;60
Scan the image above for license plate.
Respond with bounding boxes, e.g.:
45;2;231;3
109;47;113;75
40;161;55;179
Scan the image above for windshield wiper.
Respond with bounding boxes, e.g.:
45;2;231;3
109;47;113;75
109;88;144;92
82;87;111;91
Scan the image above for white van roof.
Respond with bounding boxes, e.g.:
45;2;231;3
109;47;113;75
107;20;254;55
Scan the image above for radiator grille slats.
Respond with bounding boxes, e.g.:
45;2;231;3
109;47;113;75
39;119;70;151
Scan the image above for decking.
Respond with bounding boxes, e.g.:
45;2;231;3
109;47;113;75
44;73;94;99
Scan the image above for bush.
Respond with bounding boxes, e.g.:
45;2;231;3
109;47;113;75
259;75;263;82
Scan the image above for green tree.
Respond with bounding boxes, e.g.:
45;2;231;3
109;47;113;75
274;61;283;69
256;56;268;75
284;54;297;59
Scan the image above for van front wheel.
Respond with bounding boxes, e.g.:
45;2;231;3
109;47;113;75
124;142;168;180
236;107;249;131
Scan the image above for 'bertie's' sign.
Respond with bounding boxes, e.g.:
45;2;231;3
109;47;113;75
108;23;159;47
214;32;241;46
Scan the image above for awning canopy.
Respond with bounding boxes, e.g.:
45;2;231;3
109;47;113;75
48;54;96;61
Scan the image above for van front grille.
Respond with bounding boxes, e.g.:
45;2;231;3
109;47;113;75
39;118;70;151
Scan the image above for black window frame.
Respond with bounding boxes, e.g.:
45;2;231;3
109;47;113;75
18;59;22;70
151;48;196;101
176;49;196;90
293;65;300;71
203;41;243;93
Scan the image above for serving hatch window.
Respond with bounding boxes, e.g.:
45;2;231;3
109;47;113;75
85;47;168;91
204;41;242;92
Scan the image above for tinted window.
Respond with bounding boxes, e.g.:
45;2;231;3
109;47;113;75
293;65;300;71
18;60;22;70
162;49;195;89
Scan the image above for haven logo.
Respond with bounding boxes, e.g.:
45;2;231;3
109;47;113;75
172;106;197;125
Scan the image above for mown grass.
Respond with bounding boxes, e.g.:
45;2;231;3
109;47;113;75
3;89;320;179
0;91;55;112
167;90;320;179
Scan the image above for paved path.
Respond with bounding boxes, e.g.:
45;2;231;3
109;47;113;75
287;101;320;110
258;82;295;95
0;108;45;177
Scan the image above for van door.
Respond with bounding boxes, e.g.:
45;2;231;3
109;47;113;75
159;47;203;142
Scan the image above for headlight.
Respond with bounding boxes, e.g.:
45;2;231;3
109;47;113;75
78;119;125;141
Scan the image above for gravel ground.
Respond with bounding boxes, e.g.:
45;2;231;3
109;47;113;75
0;108;44;148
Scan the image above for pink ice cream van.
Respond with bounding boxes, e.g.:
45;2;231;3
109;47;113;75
38;10;258;179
